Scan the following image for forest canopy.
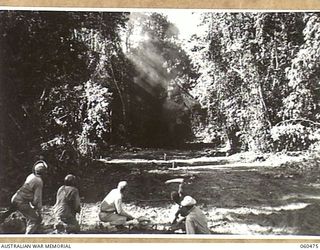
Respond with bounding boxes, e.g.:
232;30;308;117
1;10;320;177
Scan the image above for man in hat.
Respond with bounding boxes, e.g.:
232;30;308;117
53;174;81;233
11;160;48;234
99;181;135;226
180;196;211;234
170;191;187;232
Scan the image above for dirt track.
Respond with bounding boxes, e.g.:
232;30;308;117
2;149;320;235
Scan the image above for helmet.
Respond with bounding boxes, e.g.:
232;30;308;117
33;160;48;176
64;174;77;187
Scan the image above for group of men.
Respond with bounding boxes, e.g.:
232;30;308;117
6;160;81;234
3;160;211;234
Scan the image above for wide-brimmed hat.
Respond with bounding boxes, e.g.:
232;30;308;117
34;160;48;175
181;196;196;206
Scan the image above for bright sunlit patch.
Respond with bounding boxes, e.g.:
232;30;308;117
164;11;204;40
209;203;309;218
211;222;295;235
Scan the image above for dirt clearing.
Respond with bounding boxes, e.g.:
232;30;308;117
2;150;320;235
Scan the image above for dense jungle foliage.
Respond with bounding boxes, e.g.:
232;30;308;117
1;11;320;196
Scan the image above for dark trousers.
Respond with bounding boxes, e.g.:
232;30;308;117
12;202;41;234
99;211;127;225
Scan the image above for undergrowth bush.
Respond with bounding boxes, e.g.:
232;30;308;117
271;122;320;151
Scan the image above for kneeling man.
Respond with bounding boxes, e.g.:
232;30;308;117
99;181;135;226
54;174;81;233
180;196;211;234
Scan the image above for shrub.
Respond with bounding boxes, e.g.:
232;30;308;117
271;121;320;151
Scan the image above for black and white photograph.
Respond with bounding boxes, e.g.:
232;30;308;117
1;8;320;237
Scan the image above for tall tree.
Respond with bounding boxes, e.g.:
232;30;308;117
0;11;129;203
188;12;305;153
273;13;320;151
122;12;198;146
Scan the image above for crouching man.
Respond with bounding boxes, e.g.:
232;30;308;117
53;174;81;233
180;196;211;234
11;160;48;234
99;181;136;227
170;191;186;232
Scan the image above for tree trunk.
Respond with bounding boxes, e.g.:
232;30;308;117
226;126;241;155
247;80;272;153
